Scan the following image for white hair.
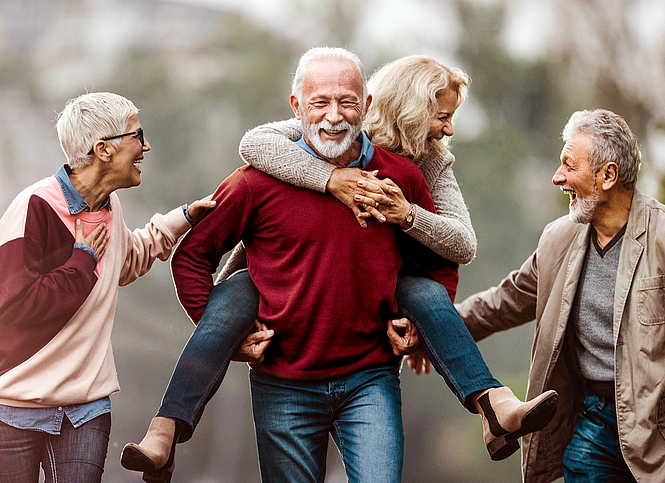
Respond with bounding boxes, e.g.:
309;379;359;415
291;46;368;102
56;92;139;169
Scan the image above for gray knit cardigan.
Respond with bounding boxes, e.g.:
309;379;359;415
219;118;476;281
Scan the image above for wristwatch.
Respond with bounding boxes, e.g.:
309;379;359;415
402;204;415;229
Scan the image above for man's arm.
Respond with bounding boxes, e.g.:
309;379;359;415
171;170;253;324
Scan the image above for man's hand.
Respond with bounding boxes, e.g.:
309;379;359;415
403;353;432;375
231;321;274;363
387;318;424;356
186;194;217;226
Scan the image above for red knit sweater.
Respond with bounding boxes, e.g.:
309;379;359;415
172;146;458;380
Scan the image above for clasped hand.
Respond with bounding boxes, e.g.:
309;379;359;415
326;168;412;228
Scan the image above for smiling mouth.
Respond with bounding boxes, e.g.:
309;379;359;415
321;128;346;137
561;187;577;202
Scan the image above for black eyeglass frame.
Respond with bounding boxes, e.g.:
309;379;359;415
87;128;145;155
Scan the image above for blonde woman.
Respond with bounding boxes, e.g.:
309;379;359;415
123;55;557;482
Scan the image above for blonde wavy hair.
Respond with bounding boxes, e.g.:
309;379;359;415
364;55;470;160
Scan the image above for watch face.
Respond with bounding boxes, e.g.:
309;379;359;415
406;214;413;222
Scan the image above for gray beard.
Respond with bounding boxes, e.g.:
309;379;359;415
569;186;599;224
300;108;363;159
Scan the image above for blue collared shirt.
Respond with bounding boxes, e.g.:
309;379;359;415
0;165;112;433
295;130;374;168
54;165;114;262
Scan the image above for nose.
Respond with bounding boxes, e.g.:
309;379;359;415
325;102;344;124
443;120;453;137
552;165;565;185
143;138;151;152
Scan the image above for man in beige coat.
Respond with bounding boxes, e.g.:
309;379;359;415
456;109;664;482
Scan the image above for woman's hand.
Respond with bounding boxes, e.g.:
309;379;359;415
186;194;217;226
327;168;390;228
353;171;412;227
327;168;411;228
76;219;109;261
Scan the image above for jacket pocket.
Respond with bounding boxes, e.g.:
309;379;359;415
637;276;665;326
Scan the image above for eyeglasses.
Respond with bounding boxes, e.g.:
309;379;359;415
87;128;145;155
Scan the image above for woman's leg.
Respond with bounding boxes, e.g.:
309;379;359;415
395;275;500;411
121;271;259;480
42;413;111;483
157;270;259;440
395;275;558;461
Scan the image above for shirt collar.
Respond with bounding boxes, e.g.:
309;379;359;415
55;165;111;214
295;130;374;168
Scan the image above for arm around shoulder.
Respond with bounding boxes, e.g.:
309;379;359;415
239;118;335;193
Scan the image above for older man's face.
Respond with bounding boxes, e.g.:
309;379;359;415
291;60;366;160
552;131;600;224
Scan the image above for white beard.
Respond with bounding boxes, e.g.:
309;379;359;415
300;107;363;159
568;185;599;224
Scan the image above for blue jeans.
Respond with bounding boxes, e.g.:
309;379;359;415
562;393;636;482
157;270;259;441
0;413;111;483
157;272;500;443
396;275;501;411
250;366;403;483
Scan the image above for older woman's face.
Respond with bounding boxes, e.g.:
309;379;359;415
424;88;458;156
109;114;151;189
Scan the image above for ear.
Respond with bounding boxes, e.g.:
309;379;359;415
364;94;372;115
600;163;619;190
90;141;113;163
290;95;301;120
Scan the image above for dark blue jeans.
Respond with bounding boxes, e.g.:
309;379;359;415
0;413;111;483
562;393;636;482
396;275;501;411
250;366;403;483
157;270;259;441
157;272;500;440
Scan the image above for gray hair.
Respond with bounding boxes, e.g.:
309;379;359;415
291;47;367;102
562;109;641;191
56;92;139;169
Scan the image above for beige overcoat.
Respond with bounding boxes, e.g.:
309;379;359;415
457;190;665;483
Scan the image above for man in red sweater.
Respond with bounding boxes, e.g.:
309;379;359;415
172;47;453;483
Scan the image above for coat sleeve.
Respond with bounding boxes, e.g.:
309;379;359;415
456;250;539;341
171;170;253;324
0;194;98;328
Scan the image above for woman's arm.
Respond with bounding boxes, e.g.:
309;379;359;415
239;118;335;192
353;150;477;264
409;151;477;265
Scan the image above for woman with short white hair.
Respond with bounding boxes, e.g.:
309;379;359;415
0;92;213;482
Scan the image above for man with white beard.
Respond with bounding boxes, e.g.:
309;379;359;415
453;109;665;482
166;47;454;483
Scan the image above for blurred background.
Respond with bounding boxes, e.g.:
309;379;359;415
1;0;665;481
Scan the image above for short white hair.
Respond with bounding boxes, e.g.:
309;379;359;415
56;92;139;169
291;46;367;102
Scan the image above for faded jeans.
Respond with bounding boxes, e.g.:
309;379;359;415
0;413;110;483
